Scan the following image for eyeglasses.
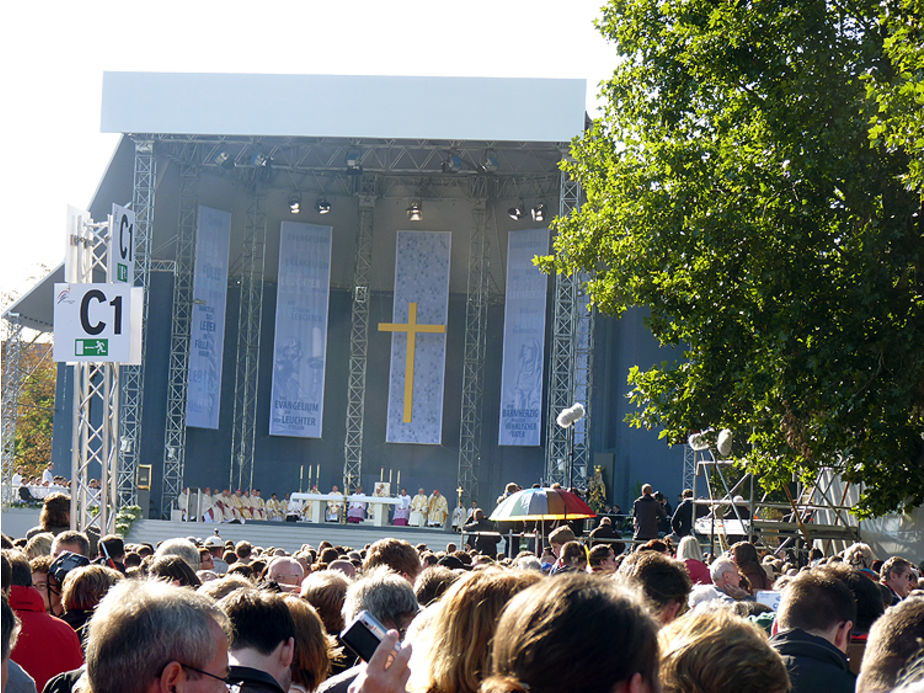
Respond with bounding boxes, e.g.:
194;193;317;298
180;664;241;693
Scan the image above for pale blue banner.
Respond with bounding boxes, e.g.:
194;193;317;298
269;222;332;438
383;231;451;444
498;228;549;446
186;206;231;429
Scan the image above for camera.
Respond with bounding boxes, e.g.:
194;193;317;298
340;610;400;662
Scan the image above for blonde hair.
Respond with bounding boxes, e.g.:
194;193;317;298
676;536;704;562
416;568;541;693
658;606;789;693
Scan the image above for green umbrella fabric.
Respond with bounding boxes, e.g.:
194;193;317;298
489;486;596;522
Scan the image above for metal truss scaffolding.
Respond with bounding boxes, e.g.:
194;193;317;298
67;211;119;535
229;188;267;492
545;168;593;488
118;138;156;508
159;165;197;517
1;314;24;505
342;178;376;492
457;192;490;502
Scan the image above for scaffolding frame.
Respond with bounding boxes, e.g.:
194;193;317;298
159;164;197;517
342;177;376;493
118;138;156;508
457;186;491;502
229;188;267;492
545;167;592;487
1;314;24;505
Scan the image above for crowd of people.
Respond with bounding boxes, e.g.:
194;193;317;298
3;485;924;693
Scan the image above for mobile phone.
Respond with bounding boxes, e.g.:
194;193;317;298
340;610;399;662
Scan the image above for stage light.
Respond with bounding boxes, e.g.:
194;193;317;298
215;151;235;170
251;151;271;167
289;193;302;214
406;200;422;221
480;149;498;172
531;203;546;222
442;152;463;173
346;151;363;174
507;203;524;221
316;198;332;215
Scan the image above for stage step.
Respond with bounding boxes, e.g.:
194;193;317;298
125;518;462;555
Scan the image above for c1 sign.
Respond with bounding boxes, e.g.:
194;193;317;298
53;283;143;364
109;204;135;284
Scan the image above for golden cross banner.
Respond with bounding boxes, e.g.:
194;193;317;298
378;302;446;422
382;231;451;444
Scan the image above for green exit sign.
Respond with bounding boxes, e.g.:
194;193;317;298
117;263;128;282
75;339;109;357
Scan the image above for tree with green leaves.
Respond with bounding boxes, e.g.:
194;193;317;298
540;0;924;517
13;342;55;479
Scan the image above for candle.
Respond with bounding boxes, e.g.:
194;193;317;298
299;465;304;492
397;470;401;489
389;469;393;485
316;464;320;483
380;467;384;482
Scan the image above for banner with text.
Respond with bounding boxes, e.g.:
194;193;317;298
383;231;451;444
498;228;549;446
269;222;332;438
186;206;231;429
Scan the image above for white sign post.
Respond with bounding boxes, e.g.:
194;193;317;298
53;283;143;364
108;204;135;285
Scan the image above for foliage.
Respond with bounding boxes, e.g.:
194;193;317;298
115;505;143;537
13;342;55;479
539;0;924;517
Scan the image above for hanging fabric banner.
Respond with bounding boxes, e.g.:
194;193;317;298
269;222;333;438
498;228;549;446
380;230;451;444
186;206;231;429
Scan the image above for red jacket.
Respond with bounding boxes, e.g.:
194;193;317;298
9;584;84;691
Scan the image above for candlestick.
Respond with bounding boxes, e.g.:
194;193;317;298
380;467;384;482
299;465;304;493
389;469;393;484
396;470;401;489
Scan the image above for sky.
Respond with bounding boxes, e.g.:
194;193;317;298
0;0;616;307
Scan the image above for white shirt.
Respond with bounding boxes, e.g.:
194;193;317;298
42;469;53;484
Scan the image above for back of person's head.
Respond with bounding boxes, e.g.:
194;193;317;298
235;540;253;560
2;595;19;663
414;565;461;607
676;536;704;562
40;492;70;530
342;566;419;629
197;574;253;601
419;567;542;693
560;541;586;568
481;573;659;693
548;526;576;548
219;587;295;654
300;570;352;635
62;564;122;611
362;538;421;580
681;488;693;499
149;554;202;588
2;550;32;587
282;594;333;692
819;563;885;634
777;569;856;633
98;534;125;561
588;545;614;571
617;550;692;623
52;530;90;557
641;484;653;495
730;541;761;568
857;595;924;693
845;542;876;571
154;537;200;572
85;579;230;693
659;606;790;693
24;532;54;560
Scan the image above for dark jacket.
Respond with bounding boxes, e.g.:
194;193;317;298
670;498;707;537
228;665;287;693
769;628;856;693
463;518;500;556
632;494;665;540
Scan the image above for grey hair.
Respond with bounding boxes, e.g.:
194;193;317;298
342;566;419;625
676;536;704;562
710;557;737;582
513;555;543;572
86;579;230;693
844;542;875;570
155;538;200;572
